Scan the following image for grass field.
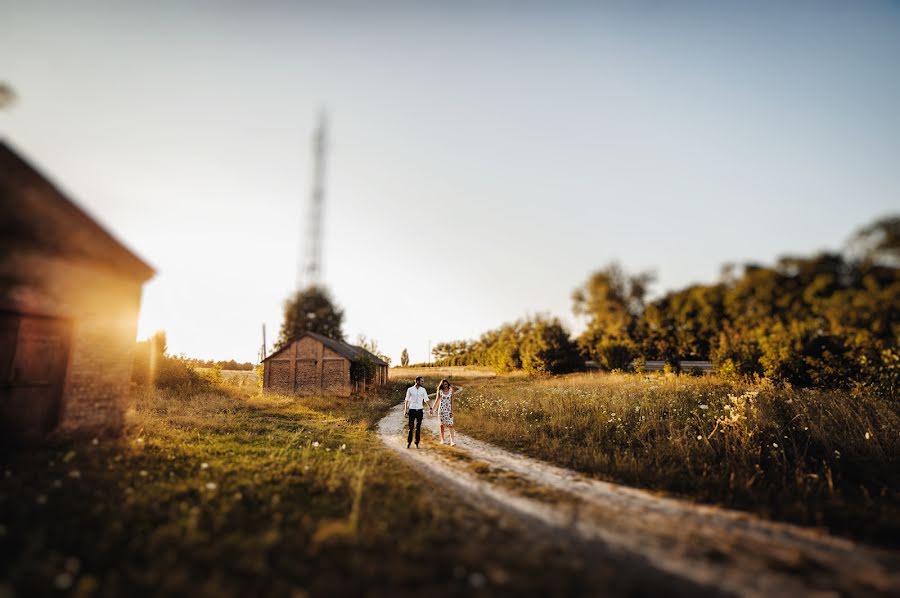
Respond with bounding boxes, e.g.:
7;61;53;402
390;366;497;386
454;372;900;546
0;382;663;596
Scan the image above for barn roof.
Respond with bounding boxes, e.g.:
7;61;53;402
264;331;389;366
0;139;155;281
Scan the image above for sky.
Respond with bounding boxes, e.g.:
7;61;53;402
2;1;899;364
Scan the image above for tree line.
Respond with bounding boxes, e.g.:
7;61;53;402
433;216;899;394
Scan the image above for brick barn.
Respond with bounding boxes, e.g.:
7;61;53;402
0;140;155;444
262;332;388;397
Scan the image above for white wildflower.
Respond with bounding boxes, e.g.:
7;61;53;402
312;441;320;448
340;444;346;451
773;443;778;448
201;463;209;470
205;482;217;490
699;404;708;410
697;435;702;441
865;432;871;440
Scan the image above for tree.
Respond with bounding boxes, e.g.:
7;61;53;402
276;285;344;350
356;334;391;365
520;316;583;375
573;263;655;369
400;348;410;368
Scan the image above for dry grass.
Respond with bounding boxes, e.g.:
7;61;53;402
456;372;900;546
1;382;690;596
390;365;498;385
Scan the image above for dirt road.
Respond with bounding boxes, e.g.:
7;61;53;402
378;396;900;597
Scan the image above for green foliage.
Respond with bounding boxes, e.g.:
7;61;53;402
519;317;583;376
432;316;582;376
573;263;654;370
623;217;898;393
350;355;376;384
276;285;345;349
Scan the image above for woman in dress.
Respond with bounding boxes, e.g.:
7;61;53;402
430;379;456;446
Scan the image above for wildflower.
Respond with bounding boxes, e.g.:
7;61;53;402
699;404;708;410
865;432;871;440
340;444;346;451
834;450;841;459
205;482;217;490
697;435;702;441
312;441;320;448
773;443;778;448
201;462;209;470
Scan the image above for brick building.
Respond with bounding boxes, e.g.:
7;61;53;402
0;140;155;444
262;332;388;397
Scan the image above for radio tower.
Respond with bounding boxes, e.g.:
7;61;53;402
299;111;328;289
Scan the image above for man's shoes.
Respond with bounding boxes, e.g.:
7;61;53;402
415;443;419;449
407;443;411;449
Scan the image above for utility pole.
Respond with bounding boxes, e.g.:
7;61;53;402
259;323;267;362
299;111;328;290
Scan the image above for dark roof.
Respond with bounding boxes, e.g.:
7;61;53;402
264;331;389;366
0;139;155;281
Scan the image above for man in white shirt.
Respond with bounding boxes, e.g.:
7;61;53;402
404;376;431;449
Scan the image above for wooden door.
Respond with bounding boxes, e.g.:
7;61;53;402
0;312;72;445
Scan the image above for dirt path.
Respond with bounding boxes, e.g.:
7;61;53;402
377;392;900;597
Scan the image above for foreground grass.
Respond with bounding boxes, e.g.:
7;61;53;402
0;383;682;597
455;373;900;546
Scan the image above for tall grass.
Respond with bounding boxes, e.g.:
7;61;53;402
456;373;900;545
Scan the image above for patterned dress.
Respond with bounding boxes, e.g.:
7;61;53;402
438;389;454;425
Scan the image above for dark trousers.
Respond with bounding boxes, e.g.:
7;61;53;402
407;409;423;446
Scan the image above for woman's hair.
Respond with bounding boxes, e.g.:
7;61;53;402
439;379;450;390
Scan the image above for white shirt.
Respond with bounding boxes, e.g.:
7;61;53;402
405;385;429;410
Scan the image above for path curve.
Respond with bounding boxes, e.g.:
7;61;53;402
378;391;900;597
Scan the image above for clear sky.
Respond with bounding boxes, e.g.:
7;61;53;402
2;1;898;364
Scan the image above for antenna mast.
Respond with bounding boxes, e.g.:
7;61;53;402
299;111;328;289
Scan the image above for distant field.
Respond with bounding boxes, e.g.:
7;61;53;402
454;372;900;547
390;365;497;386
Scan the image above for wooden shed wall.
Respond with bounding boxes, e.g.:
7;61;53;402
264;337;352;397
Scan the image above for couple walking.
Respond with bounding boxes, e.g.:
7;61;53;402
403;376;457;448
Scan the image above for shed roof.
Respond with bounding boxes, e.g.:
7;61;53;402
0;139;155;281
264;331;389;366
